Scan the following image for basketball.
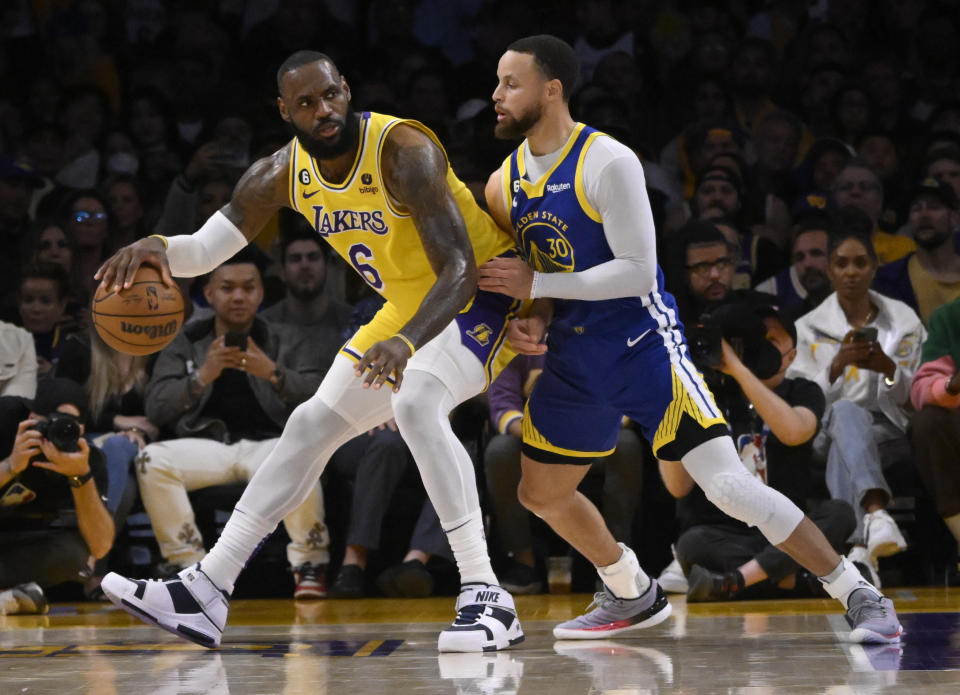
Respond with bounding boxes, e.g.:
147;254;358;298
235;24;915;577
92;266;185;355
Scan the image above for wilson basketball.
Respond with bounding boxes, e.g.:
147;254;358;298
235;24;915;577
92;266;185;355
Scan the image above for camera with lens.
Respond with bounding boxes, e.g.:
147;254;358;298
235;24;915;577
34;413;82;453
685;301;783;380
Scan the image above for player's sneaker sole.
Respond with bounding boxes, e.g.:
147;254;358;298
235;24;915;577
101;572;223;648
553;587;672;640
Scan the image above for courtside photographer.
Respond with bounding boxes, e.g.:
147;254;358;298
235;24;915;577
0;378;112;613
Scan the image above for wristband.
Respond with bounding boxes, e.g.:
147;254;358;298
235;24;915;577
148;234;169;249
67;470;94;488
394;333;416;357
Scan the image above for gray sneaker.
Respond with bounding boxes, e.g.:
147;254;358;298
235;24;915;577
553;579;672;640
848;595;903;644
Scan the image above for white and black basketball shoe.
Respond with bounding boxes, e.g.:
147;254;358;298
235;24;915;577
101;565;229;648
438;583;525;653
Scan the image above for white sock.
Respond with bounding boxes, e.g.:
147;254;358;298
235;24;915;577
944;513;960;545
820;556;880;609
443;510;498;586
598;543;650;599
200;507;277;594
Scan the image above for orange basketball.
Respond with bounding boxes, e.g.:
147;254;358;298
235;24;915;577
92;266;185;355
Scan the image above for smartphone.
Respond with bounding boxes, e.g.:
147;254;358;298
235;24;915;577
850;326;878;343
224;331;248;350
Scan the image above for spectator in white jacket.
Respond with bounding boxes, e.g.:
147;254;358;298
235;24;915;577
788;222;926;584
0;321;37;398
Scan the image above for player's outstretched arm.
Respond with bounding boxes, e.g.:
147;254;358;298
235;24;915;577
95;147;293;291
353;124;476;392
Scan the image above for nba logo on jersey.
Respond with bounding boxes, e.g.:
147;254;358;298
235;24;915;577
467;323;492;346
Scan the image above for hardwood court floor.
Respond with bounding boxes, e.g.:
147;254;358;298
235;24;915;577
2;587;958;693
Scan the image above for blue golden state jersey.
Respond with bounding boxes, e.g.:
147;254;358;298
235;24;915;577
289;111;515;322
504;123;679;335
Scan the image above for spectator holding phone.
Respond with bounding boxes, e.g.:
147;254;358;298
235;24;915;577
135;248;331;597
788;217;926;583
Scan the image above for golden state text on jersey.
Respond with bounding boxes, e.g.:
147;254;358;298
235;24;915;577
288;111;514;323
504;123;651;334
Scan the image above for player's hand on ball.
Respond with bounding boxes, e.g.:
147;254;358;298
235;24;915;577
507;318;547;355
355;336;413;392
95;235;173;291
478;257;534;299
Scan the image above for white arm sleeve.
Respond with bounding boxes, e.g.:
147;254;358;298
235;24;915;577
531;143;658;301
165;210;249;277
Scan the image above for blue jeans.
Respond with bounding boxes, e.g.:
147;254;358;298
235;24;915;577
813;400;911;543
97;434;140;515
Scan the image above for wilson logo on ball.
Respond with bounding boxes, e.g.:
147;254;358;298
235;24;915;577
120;320;179;339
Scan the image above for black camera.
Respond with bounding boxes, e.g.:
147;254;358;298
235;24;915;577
685;302;783;380
35;413;82;452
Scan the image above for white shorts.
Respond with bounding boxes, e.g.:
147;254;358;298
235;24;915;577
315;318;491;432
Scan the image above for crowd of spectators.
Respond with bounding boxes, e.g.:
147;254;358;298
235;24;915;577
3;0;960;611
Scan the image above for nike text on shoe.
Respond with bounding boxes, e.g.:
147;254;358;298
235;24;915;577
553;579;672;640
437;583;525;653
847;595;903;644
101;565;229;648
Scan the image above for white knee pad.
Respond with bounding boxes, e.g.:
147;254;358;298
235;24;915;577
682;437;804;545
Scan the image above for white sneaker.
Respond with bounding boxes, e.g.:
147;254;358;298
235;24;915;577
864;509;907;560
657;548;688;594
101;564;229;648
438;583;524;653
848;545;881;589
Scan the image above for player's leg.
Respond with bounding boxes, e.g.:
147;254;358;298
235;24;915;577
101;354;395;647
517;359;669;640
658;360;902;644
393;317;523;652
516;456;614;566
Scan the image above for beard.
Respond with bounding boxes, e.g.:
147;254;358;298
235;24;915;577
494;102;544;140
287;104;360;160
287;278;325;301
800;268;831;296
914;227;951;250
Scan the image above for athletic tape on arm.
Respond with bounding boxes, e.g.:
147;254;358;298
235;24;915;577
166;211;249;277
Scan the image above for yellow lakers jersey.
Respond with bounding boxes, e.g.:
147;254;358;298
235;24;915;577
288;112;514;320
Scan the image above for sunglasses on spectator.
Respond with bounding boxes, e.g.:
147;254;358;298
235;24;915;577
686;257;734;276
73;210;107;223
39;239;69;250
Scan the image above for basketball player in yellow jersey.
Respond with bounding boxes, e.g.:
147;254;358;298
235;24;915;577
94;50;525;653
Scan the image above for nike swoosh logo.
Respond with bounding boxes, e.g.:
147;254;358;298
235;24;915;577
303;190;320;199
627;329;651;347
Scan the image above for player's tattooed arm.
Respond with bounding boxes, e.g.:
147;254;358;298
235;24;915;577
222;144;294;240
353;125;476;391
95;144;293;289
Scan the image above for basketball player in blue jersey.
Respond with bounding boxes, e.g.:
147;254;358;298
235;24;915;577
92;51;524;653
478;35;901;644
